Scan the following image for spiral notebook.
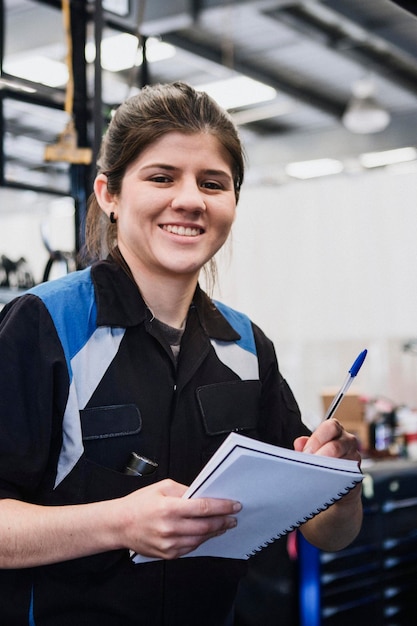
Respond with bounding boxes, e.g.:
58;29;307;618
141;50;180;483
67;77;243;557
180;432;363;560
132;432;363;563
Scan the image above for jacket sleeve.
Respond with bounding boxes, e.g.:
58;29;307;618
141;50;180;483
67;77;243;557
253;323;311;448
0;294;69;500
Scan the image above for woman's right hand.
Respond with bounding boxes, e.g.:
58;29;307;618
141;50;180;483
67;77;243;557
119;479;241;560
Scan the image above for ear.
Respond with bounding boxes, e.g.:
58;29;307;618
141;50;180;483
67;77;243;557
94;174;117;219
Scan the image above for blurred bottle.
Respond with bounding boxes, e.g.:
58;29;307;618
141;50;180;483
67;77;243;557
370;411;396;452
396;406;417;460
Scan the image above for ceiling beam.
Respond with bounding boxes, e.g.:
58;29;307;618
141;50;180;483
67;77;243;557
163;31;346;119
267;3;417;97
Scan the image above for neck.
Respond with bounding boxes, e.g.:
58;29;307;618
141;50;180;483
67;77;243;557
114;246;199;328
132;270;197;329
143;280;197;328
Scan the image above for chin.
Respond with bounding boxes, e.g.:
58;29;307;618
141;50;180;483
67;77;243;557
163;256;208;276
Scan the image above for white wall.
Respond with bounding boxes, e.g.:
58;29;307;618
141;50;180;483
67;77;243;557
212;164;417;427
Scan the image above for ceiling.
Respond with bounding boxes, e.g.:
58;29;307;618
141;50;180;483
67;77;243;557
2;0;417;191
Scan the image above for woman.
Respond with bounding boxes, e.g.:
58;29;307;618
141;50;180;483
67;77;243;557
0;82;362;625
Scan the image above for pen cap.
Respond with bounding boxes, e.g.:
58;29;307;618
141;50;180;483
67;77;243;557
349;349;367;377
124;452;158;477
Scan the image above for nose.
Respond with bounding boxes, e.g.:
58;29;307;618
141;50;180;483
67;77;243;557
170;178;206;213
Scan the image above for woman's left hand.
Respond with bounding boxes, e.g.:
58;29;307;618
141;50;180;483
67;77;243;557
293;418;361;464
294;418;363;551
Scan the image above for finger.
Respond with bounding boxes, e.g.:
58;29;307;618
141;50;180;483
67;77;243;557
144;513;239;560
311;433;360;462
183;497;242;519
161;516;239;559
294;436;309;452
158;482;242;516
152;497;241;543
302;418;344;454
320;428;361;461
179;514;238;539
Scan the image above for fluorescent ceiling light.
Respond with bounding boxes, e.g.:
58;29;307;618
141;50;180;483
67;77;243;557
143;38;176;63
359;147;417;168
3;56;68;88
231;101;293;125
85;33;137;71
196;76;277;110
285;158;344;180
85;34;176;72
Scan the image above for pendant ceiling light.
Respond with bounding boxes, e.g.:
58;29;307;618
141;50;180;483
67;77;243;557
342;78;391;134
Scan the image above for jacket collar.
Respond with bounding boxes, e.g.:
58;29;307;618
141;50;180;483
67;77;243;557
91;259;241;342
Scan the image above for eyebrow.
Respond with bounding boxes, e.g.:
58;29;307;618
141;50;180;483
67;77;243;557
141;163;233;179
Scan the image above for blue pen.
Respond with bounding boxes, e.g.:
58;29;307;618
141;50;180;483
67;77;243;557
323;349;368;421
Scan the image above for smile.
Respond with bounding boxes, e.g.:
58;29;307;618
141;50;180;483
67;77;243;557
161;225;203;237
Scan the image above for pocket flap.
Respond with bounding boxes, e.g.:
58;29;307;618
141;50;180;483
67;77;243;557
80;404;142;441
197;380;260;435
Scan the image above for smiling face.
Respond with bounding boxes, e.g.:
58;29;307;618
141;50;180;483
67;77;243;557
95;131;237;285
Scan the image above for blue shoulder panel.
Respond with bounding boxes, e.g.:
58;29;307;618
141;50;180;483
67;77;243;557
27;268;97;373
213;300;256;356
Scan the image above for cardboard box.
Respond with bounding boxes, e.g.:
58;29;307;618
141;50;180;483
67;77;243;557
321;388;364;424
321;389;368;449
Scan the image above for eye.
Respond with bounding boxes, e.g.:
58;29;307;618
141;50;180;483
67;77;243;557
150;174;172;184
201;180;224;190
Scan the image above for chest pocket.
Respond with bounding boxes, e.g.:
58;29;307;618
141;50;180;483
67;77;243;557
197;380;261;435
80;404;142;472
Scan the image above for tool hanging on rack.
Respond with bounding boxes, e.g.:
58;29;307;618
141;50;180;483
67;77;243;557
44;0;92;165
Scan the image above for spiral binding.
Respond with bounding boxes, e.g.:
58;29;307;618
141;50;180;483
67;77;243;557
245;480;358;558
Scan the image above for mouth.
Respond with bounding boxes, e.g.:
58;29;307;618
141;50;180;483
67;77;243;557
161;224;204;237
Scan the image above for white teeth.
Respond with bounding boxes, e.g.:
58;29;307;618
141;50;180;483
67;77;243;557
163;225;201;237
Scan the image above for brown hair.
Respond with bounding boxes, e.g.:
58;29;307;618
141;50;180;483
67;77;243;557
82;81;245;277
